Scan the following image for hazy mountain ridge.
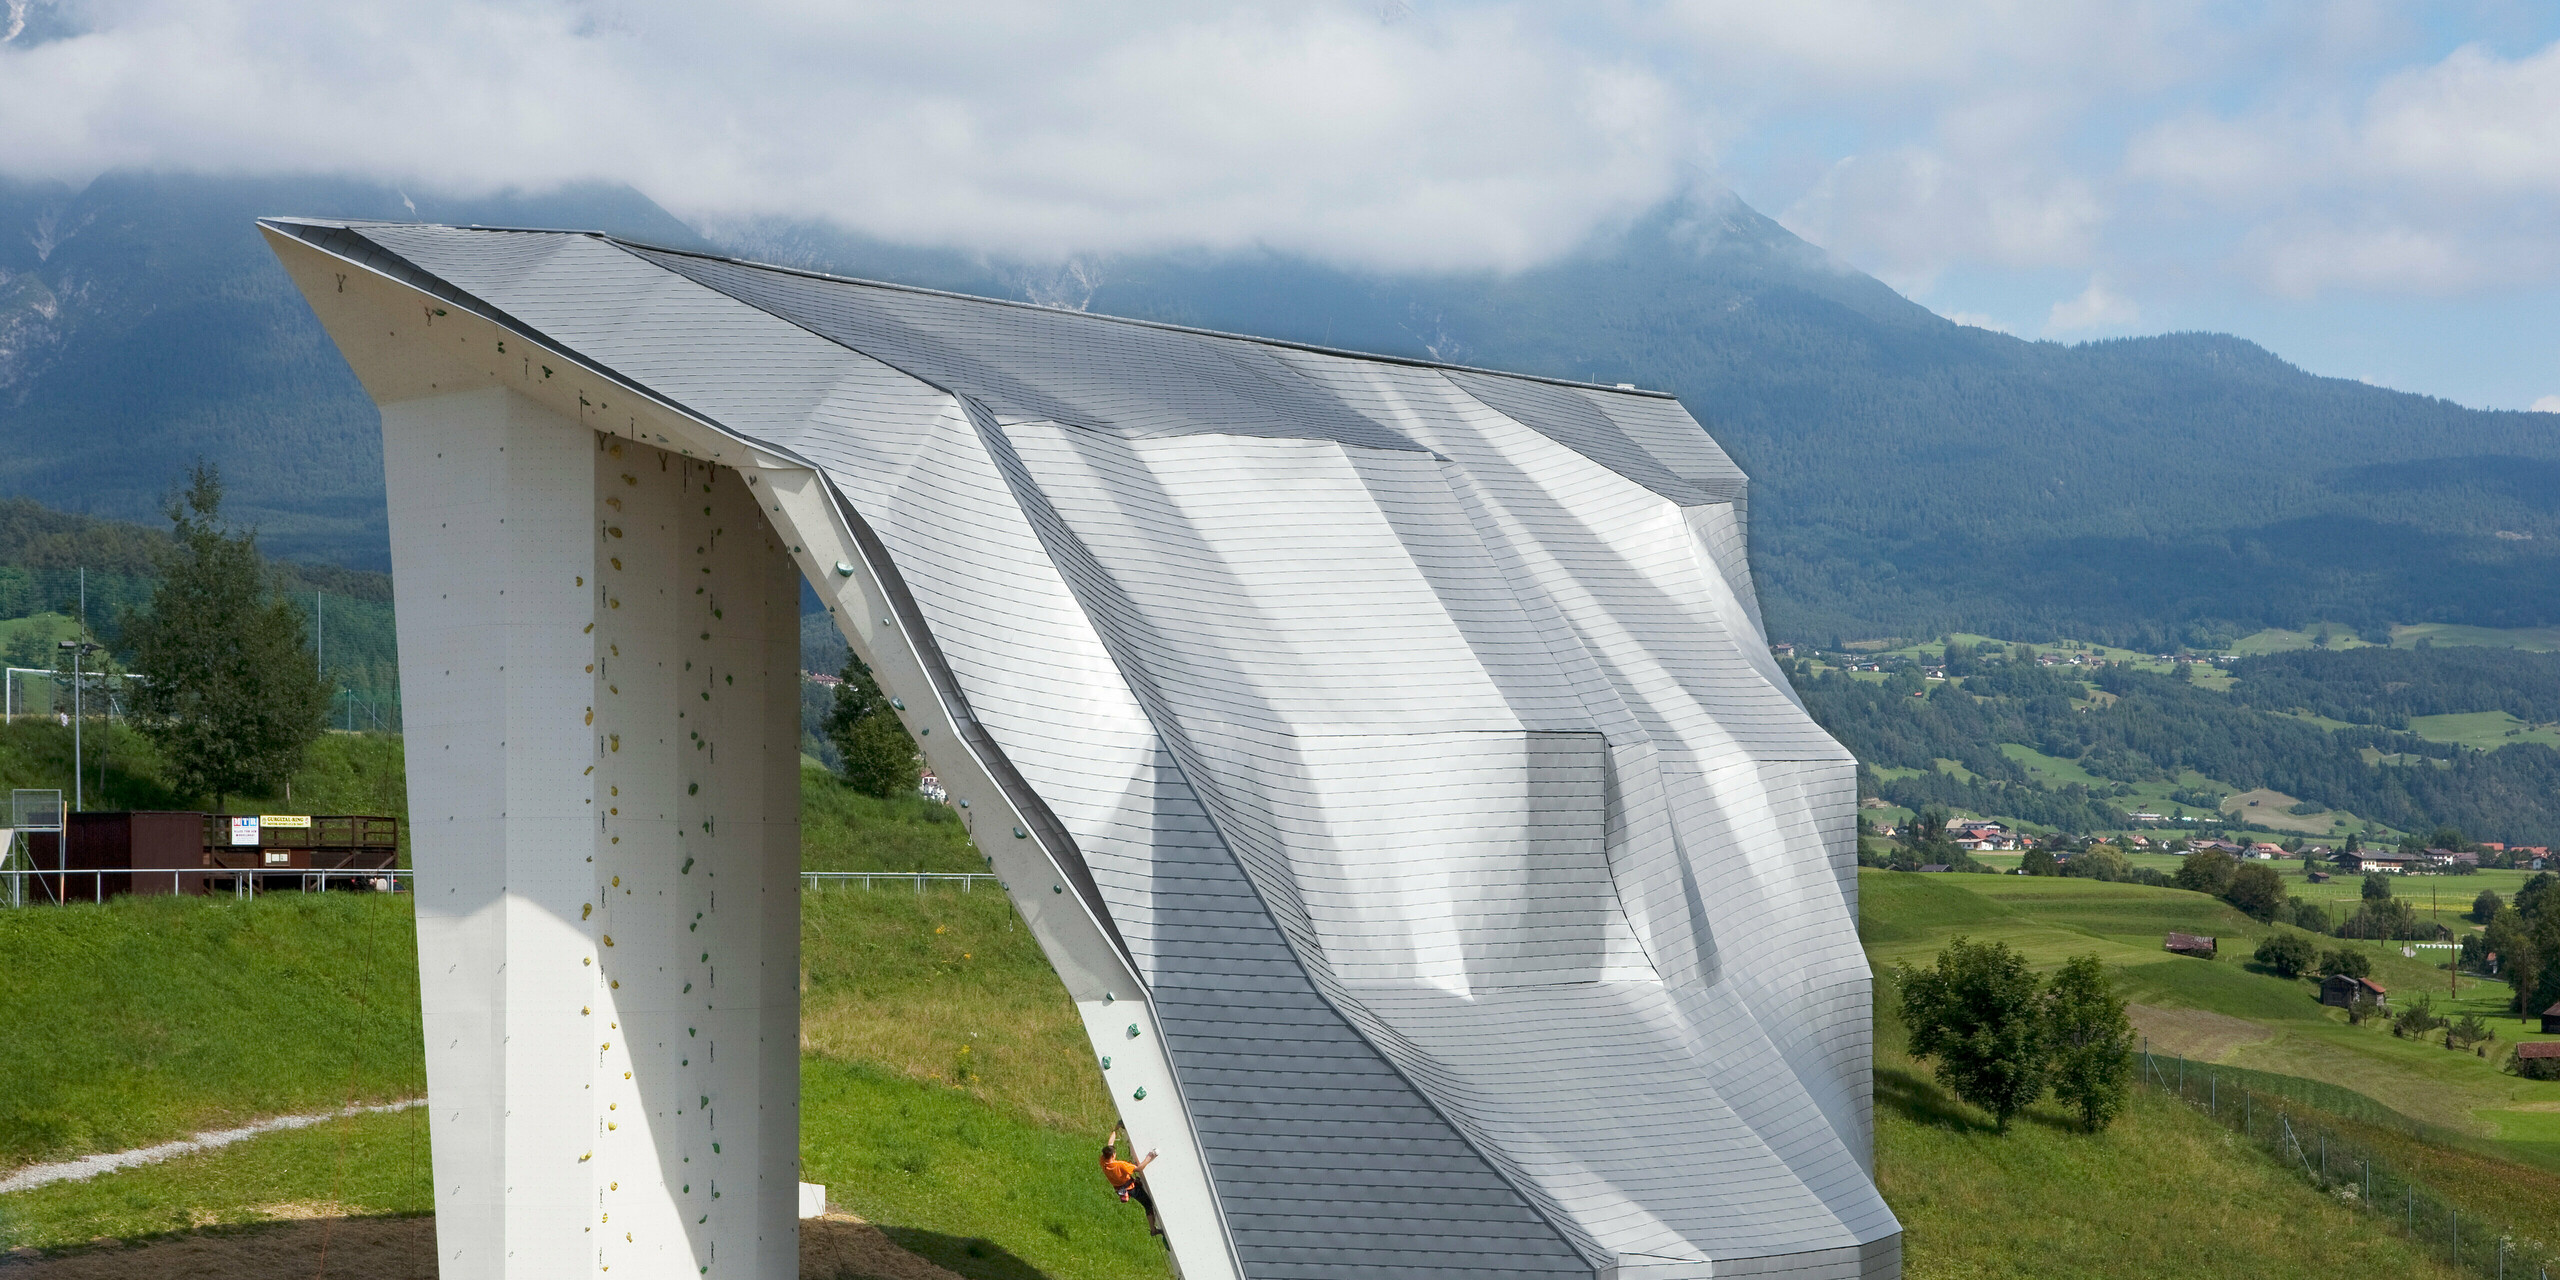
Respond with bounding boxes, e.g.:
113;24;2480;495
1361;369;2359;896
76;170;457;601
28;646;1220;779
3;171;2553;643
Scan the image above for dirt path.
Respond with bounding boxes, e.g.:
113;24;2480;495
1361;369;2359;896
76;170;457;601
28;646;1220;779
0;1213;965;1279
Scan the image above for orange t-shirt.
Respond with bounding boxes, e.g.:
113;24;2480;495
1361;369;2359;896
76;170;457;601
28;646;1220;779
1102;1157;1140;1190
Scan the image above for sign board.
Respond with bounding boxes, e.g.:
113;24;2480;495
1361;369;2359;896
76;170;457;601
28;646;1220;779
230;816;260;846
264;850;290;866
261;814;312;829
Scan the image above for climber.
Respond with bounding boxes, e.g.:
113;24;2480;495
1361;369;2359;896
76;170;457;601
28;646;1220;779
1099;1123;1164;1238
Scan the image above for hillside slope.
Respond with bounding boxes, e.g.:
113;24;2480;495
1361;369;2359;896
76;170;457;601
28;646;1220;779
5;174;2556;643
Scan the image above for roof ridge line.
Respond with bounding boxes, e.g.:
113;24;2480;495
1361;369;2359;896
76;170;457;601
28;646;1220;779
261;217;1678;401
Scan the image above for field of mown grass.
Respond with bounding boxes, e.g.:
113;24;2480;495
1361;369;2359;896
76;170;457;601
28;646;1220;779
3;758;2543;1278
0;892;421;1170
1862;868;2560;1249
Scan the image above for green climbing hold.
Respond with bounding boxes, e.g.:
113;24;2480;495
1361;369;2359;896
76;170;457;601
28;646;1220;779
1132;1086;1147;1101
1013;827;1028;839
1126;1023;1140;1038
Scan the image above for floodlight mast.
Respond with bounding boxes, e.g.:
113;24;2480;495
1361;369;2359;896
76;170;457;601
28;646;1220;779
56;640;100;812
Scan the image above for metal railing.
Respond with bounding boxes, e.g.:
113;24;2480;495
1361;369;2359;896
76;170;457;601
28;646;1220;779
0;867;999;904
800;872;999;893
0;867;411;905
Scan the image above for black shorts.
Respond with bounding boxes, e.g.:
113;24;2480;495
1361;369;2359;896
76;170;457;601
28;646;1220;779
1121;1179;1157;1214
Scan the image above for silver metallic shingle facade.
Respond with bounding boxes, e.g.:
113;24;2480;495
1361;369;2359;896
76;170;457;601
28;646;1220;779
265;219;1899;1280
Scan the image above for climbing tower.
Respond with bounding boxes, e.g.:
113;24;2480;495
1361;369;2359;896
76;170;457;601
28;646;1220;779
266;218;1901;1280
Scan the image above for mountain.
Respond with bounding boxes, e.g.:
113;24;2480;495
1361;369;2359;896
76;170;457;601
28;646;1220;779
0;172;703;565
4;172;2556;644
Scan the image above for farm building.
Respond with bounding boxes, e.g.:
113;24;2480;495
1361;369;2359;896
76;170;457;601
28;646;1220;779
2336;848;2424;874
2514;1042;2560;1079
2540;1002;2560;1035
2165;932;2218;958
265;218;1899;1280
2323;974;2389;1009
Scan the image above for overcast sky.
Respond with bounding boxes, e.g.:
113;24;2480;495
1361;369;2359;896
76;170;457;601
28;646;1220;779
5;0;2556;410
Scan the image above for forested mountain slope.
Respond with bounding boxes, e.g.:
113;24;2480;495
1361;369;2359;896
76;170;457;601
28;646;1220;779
3;172;2553;644
1800;643;2560;844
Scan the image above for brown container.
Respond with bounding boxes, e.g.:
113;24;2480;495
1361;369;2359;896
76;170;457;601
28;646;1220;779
32;812;211;901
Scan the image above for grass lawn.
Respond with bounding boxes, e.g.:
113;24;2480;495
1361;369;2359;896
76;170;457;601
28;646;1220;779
802;1058;1167;1280
2393;623;2560;653
0;893;421;1170
2407;710;2560;751
1874;978;2462;1280
2229;624;2384;655
0;1106;430;1250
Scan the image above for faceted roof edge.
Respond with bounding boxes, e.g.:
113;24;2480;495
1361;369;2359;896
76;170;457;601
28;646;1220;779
258;216;1681;402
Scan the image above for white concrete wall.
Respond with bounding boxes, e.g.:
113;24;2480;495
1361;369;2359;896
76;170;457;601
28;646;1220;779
387;387;799;1279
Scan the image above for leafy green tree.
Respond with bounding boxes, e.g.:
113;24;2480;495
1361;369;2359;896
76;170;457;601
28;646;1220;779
2253;933;2317;979
2473;889;2504;925
2363;872;2394;903
122;465;329;808
822;655;919;798
2516;872;2559;924
2284;897;2332;933
2019;845;2056;877
2044;954;2131;1132
1897;936;2048;1132
2317;947;2372;981
2224;863;2285;922
2174;848;2236;896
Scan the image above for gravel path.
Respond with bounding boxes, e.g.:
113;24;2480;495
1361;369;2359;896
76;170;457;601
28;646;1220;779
0;1101;423;1195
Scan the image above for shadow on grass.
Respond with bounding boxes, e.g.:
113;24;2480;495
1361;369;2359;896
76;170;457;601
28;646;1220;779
1877;1065;2106;1137
1874;1066;1996;1134
0;1214;434;1278
876;1226;1059;1280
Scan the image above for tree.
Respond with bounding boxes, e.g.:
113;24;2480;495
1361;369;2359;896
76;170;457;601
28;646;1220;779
2392;993;2447;1041
2224;863;2285;922
2044;954;2131;1132
2019;844;2056;877
2517;872;2559;924
1897;937;2048;1132
2175;848;2236;897
122;464;330;809
2363;872;2394;903
2254;933;2317;979
2318;947;2372;981
2448;1013;2494;1052
822;654;919;798
2474;889;2505;925
2285;897;2332;933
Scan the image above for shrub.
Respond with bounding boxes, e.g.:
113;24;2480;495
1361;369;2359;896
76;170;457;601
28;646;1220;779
2318;948;2371;980
2254;933;2316;979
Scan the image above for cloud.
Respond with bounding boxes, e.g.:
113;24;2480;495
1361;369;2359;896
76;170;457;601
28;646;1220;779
2124;36;2560;295
1780;147;2102;287
2533;395;2560;414
2046;276;2139;333
0;0;1703;271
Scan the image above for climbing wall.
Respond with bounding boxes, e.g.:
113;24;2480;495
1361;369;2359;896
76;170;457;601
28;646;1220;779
388;387;800;1279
